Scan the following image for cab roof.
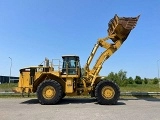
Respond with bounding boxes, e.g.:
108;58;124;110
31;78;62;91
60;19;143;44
62;55;79;58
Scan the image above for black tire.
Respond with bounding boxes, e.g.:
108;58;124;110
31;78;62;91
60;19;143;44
95;80;120;105
61;92;66;99
37;80;62;105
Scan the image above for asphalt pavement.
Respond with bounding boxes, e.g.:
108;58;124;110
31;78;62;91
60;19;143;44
0;97;160;120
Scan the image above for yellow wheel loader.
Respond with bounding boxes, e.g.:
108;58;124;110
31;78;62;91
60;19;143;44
14;14;140;105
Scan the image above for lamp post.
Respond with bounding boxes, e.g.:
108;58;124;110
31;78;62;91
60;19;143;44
157;59;160;88
9;57;12;85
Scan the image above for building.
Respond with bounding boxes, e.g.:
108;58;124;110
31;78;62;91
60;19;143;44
0;76;19;83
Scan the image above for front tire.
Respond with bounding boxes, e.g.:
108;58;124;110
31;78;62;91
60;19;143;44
37;80;62;105
95;80;120;105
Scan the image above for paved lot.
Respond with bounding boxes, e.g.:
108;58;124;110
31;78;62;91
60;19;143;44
0;97;160;120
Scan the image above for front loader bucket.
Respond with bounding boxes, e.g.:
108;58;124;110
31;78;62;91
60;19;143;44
108;14;140;42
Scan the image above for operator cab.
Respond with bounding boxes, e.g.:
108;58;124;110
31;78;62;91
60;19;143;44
62;55;81;76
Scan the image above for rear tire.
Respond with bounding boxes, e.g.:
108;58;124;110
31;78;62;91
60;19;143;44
95;80;120;105
37;80;62;105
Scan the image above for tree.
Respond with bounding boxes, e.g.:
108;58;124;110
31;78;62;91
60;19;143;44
106;72;117;83
118;70;127;81
152;78;159;84
135;76;142;84
128;77;134;84
106;70;128;86
117;70;127;86
144;78;148;84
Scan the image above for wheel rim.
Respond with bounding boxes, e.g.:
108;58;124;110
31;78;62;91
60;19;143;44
101;86;115;99
42;86;56;99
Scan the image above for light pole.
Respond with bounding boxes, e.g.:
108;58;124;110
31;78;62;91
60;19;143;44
157;59;160;88
9;57;12;85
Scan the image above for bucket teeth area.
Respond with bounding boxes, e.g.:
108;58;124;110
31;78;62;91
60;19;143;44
108;14;140;42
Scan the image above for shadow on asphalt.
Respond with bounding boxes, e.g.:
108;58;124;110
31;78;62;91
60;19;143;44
21;99;39;104
60;98;96;104
21;98;126;105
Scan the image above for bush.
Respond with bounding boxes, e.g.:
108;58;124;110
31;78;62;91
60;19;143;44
128;77;134;84
144;78;148;84
135;76;142;84
120;79;128;87
152;78;159;84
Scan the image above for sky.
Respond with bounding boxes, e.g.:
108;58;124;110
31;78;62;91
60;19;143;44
0;0;160;79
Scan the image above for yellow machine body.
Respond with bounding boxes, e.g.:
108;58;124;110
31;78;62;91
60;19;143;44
14;14;140;105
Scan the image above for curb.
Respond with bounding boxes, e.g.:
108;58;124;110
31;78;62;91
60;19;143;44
0;92;160;96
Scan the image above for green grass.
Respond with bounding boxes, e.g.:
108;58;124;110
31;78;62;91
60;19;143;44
0;83;160;93
120;84;160;92
0;83;17;92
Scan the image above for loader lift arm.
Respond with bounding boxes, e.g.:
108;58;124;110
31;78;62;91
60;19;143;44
83;14;140;86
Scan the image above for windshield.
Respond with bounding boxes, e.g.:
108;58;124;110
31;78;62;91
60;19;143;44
62;56;80;75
